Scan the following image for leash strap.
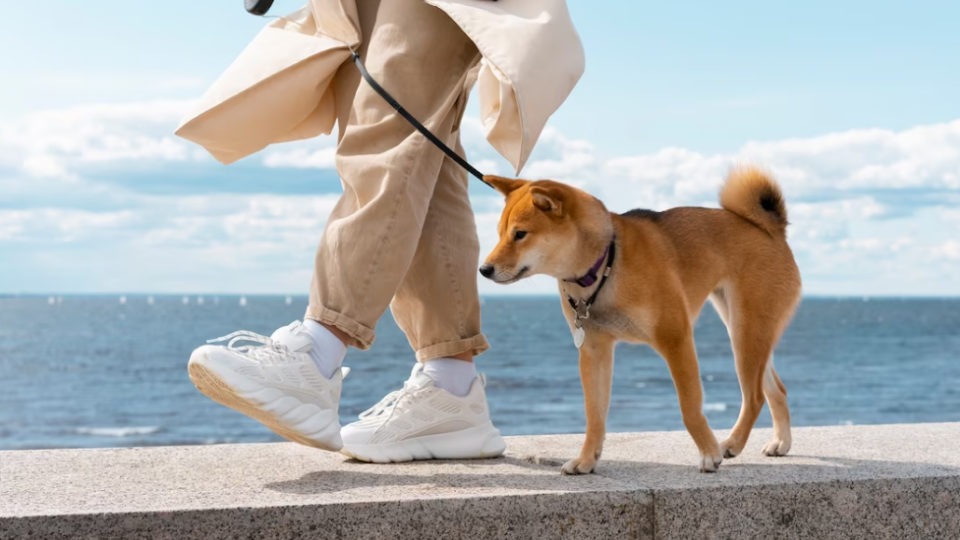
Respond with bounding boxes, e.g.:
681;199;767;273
352;53;492;189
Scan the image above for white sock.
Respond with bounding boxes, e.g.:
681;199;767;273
422;358;477;397
302;319;347;379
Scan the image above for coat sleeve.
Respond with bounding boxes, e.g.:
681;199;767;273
427;0;585;174
174;6;354;165
176;0;584;172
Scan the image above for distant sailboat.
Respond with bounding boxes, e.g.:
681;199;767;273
197;296;205;305
285;296;292;305
182;296;190;305
239;296;247;307
119;296;127;305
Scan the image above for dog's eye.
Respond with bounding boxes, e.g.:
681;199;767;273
513;230;527;241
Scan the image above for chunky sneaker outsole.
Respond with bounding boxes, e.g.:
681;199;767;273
188;345;344;451
341;422;506;463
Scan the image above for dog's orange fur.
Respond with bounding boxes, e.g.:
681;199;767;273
481;167;801;474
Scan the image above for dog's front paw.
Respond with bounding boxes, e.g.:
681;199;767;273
699;451;723;473
561;456;597;475
761;437;791;457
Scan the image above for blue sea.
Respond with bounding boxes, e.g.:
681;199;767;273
1;295;958;450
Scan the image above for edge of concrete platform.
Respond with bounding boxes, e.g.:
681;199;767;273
3;423;960;540
1;491;656;540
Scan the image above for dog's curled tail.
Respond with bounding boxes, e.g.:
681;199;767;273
719;166;788;237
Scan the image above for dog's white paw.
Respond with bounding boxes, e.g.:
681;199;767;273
761;437;791;457
561;457;597;475
699;452;723;473
720;438;741;459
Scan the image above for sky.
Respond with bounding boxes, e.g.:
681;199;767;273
1;0;959;296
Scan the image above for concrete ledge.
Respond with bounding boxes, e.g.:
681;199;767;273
3;423;959;539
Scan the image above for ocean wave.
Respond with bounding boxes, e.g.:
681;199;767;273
75;426;161;437
703;403;727;412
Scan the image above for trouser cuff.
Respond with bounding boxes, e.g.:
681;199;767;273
305;304;376;350
416;334;490;362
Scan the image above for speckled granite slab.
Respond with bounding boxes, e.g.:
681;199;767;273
2;423;959;539
507;423;960;540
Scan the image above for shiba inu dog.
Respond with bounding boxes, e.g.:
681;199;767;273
480;167;801;474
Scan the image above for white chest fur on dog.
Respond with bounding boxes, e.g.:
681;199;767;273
578;303;655;345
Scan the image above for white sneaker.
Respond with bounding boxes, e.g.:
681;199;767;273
188;321;348;451
340;364;506;462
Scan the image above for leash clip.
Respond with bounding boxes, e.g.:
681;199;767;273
574;300;590;328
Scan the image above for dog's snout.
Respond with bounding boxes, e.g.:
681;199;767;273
479;264;495;278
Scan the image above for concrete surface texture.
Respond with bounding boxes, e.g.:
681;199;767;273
2;423;959;539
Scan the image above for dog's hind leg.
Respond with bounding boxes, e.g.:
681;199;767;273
761;360;791;456
714;281;796;458
717;289;782;459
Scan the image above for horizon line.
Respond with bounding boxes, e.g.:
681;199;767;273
2;293;960;300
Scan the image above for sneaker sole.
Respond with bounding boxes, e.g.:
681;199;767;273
340;422;507;463
188;351;342;452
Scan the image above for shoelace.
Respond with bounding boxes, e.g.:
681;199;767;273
358;389;403;420
357;380;432;438
206;330;294;365
357;384;419;420
358;363;428;421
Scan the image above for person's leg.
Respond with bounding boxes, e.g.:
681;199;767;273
327;2;504;463
390;132;486;357
188;0;486;453
336;84;506;463
334;103;505;462
390;134;488;396
305;0;482;354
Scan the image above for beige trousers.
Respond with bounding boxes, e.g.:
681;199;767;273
305;0;489;361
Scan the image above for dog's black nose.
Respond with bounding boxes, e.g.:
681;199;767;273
479;264;495;278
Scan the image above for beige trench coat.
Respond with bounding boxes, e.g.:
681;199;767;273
175;0;584;173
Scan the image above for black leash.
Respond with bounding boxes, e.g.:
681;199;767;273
351;52;492;188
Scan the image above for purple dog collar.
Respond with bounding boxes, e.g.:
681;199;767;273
565;244;611;288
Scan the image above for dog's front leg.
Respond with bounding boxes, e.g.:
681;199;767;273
562;331;616;475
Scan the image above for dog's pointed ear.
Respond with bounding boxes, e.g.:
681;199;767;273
483;175;527;197
530;186;563;216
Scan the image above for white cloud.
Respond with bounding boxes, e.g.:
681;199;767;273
933;240;960;261
521;126;597;181
738;121;960;192
0;100;197;179
0;194;339;247
2;100;959;295
515;118;960;216
0;208;136;242
262;147;337;169
21;155;72;179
